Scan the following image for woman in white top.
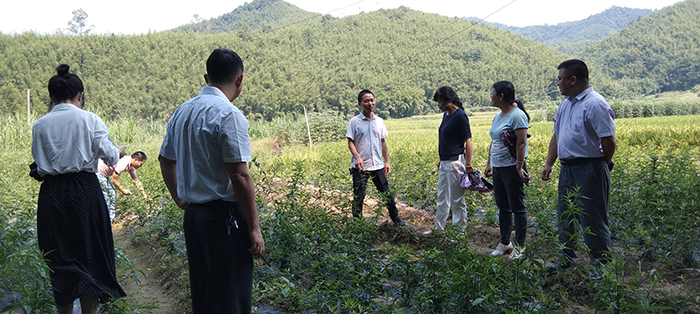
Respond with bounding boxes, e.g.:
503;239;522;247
31;64;125;313
484;81;530;260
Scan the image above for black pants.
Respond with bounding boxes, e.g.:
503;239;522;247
557;158;611;266
184;200;253;314
492;165;527;246
351;168;399;220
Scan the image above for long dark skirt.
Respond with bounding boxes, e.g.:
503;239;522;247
37;172;126;306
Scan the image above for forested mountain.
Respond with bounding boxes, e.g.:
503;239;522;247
2;0;694;122
582;0;700;94
1;7;581;121
470;6;652;55
172;0;323;34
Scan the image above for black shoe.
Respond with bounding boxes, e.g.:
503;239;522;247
589;266;607;281
392;217;406;226
546;260;571;273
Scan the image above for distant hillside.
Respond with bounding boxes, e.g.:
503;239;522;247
1;7;581;121
469;6;652;55
172;0;324;33
582;0;700;94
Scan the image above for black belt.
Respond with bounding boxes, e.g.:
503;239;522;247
559;157;605;166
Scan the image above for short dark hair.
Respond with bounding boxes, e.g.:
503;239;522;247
48;64;84;103
357;89;374;103
131;151;147;161
558;59;589;83
206;49;244;84
433;86;463;110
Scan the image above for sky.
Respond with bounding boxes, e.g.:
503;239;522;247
0;0;684;35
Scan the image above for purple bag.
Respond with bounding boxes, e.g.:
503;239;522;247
501;129;517;159
460;170;493;192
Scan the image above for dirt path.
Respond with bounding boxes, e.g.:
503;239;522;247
112;223;177;313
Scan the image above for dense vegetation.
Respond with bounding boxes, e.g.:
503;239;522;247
2;110;698;313
172;0;323;34
582;0;700;95
0;7;577;121
475;6;652;55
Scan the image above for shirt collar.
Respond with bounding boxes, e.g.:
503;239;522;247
199;86;230;102
569;86;593;104
50;103;79;112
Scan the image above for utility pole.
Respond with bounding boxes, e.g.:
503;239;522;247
27;89;30;123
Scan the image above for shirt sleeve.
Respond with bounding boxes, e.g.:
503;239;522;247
160;119;176;160
346;118;355;140
378;118;388;139
586;100;616;138
219;110;252;163
93;115;119;165
114;156;131;174
461;114;472;140
512;110;529;130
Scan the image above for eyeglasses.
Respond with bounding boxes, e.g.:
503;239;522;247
557;75;574;82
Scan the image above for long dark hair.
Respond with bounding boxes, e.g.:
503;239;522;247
493;81;529;122
48;64;84;103
433;86;463;110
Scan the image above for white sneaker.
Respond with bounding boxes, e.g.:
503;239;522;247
508;245;525;260
491;242;513;256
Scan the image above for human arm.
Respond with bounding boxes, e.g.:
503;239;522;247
226;162;265;257
110;172;131;195
348;138;364;171
484;142;492;177
514;127;530;185
464;138;475;174
601;135;616;167
541;133;558;181
381;138;390;174
158;155;187;209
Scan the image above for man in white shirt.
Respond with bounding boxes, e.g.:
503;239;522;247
347;89;406;226
159;48;264;314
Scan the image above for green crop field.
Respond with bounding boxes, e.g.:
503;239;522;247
1;110;699;313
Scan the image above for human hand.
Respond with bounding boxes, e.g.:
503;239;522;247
541;165;552;181
248;229;265;257
355;159;365;171
484;164;492;177
519;169;530;186
176;199;188;210
104;166;115;177
384;162;391;174
122;189;132;195
465;165;476;174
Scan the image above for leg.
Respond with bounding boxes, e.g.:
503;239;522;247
576;160;612;266
351;168;369;218
79;293;100;314
492;167;512;246
503;165;527;246
57;303;74;314
183;205;207;314
370;169;400;220
448;159;468;228
557;165;579;263
435;163;451;232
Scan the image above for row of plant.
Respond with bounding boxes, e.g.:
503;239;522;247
1;112;699;313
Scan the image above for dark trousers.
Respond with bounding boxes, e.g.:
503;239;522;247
351;168;399;220
184;201;253;314
557;158;611;266
492;164;527;246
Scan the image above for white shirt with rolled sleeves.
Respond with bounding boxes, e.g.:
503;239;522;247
346;113;388;172
553;87;616;159
159;86;252;204
31;103;119;177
